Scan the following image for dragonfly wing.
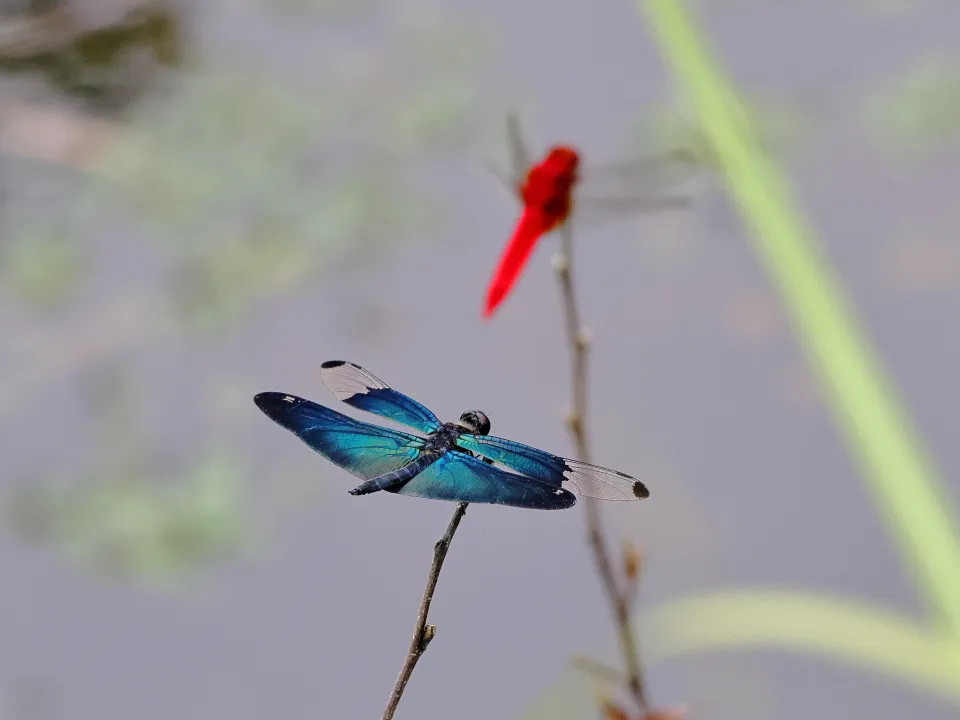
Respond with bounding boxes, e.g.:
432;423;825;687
575;193;690;213
394;450;576;510
569;194;691;231
254;392;424;481
506;112;533;186
320;361;441;434
578;148;699;194
483;113;533;196
456;434;648;501
571;148;699;224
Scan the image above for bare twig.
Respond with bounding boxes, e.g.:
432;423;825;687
381;502;468;720
554;223;649;715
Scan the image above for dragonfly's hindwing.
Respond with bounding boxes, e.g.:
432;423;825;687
457;435;648;500
320;360;442;434
394;450;576;510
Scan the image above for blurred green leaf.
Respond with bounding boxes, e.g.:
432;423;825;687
79;12;485;332
5;1;491;333
642;589;960;704
2;224;84;308
518;669;595;720
385;72;479;151
8;452;250;588
640;0;960;638
96;69;327;233
867;54;960;154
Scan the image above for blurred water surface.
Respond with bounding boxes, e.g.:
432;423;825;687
1;1;959;719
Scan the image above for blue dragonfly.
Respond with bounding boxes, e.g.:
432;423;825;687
254;361;648;510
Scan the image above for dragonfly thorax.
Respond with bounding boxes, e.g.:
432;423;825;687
425;412;489;456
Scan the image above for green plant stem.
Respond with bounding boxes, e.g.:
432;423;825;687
638;0;960;636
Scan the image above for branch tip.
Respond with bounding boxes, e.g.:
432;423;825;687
380;504;468;720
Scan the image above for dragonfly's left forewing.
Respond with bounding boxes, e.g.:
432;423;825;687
395;450;576;510
457;435;648;501
320;361;442;434
254;392;424;482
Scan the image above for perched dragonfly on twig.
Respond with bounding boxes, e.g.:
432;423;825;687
254;360;648;510
483;114;698;318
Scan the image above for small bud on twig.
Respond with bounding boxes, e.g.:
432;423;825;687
420;623;436;651
623;540;643;584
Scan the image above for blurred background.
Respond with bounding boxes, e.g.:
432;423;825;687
2;0;959;719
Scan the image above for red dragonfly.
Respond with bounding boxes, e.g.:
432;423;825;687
482;115;697;318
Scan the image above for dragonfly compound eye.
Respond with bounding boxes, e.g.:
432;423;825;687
459;410;490;435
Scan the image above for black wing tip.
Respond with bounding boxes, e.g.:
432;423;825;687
321;360;347;369
254;391;300;418
597;466;649;500
253;391;278;408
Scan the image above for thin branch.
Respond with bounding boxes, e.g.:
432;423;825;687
554;223;649;715
381;502;469;720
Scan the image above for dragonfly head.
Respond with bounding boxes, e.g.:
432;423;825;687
543;145;580;175
457;410;490;436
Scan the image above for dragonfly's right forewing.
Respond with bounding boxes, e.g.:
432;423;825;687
577;148;699;198
506;112;533;186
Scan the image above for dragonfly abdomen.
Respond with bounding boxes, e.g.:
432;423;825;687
349;452;440;496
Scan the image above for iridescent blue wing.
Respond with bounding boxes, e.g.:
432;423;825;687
320;361;441;435
393;450;576;510
254;392;423;481
455;435;648;501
